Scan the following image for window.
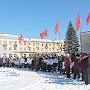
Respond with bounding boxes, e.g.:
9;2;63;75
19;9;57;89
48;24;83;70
57;48;59;51
13;41;17;50
14;54;17;58
49;48;51;51
24;41;26;45
9;47;12;50
61;48;62;51
3;46;7;50
9;54;12;58
57;43;59;46
88;36;90;40
28;42;31;45
3;53;6;57
53;43;55;47
45;43;48;49
3;41;7;46
19;47;22;50
24;48;26;51
85;43;88;46
33;43;35;46
61;43;62;47
88;43;90;47
14;47;17;50
20;43;22;45
33;48;35;51
49;43;51;46
41;48;43;51
42;43;44;46
9;41;12;45
37;42;39;46
29;54;31;57
52;47;55;51
29;47;31;51
24;54;26;57
37;47;39;51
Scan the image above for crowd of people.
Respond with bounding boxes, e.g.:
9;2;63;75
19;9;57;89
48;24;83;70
64;53;90;85
0;53;90;85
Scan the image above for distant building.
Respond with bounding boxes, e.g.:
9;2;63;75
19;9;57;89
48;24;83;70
81;31;90;53
0;33;64;58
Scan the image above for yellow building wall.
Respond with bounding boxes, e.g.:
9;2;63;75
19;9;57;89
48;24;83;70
0;34;64;58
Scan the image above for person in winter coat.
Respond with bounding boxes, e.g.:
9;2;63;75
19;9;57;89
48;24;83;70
73;54;81;80
81;54;89;85
64;54;71;78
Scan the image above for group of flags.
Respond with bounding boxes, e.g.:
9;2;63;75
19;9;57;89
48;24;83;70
40;21;59;39
76;12;90;31
18;12;90;43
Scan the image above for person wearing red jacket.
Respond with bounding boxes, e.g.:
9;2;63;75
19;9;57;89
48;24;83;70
73;54;81;79
64;54;71;78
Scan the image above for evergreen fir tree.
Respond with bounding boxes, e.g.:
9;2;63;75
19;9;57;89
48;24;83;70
64;21;79;54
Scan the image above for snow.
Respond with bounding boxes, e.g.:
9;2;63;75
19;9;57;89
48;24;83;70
0;67;90;90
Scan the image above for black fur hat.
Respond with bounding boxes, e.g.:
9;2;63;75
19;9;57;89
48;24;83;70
76;54;80;57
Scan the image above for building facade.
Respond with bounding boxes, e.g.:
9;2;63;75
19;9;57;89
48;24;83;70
81;31;90;53
0;34;64;58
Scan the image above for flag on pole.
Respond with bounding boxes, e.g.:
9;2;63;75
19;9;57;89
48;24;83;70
40;29;48;39
55;21;59;34
18;35;23;43
75;13;80;31
86;12;90;25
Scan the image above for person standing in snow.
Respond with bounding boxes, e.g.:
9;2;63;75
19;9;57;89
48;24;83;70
64;54;71;78
81;53;89;85
58;56;63;74
73;54;81;80
62;59;65;74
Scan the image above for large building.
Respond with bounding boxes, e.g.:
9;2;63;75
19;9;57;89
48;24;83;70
81;31;90;53
0;33;64;58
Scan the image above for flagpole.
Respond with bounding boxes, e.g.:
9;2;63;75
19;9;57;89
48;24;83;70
58;20;61;56
58;28;61;56
55;20;60;56
76;12;81;54
80;27;82;54
46;33;48;54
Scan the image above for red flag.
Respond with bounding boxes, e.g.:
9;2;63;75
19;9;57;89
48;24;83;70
40;29;48;39
55;21;59;34
86;12;90;25
75;13;80;31
18;35;23;43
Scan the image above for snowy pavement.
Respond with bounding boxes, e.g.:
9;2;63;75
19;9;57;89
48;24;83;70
0;67;90;90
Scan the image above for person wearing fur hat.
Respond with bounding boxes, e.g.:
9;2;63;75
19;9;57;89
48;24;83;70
73;54;81;80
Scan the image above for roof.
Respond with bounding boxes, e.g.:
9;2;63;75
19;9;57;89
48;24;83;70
24;38;64;43
0;33;64;43
81;30;90;34
0;33;18;37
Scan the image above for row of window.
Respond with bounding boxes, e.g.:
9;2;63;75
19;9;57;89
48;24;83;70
22;47;63;51
2;45;63;51
2;53;32;58
0;41;63;47
0;41;63;51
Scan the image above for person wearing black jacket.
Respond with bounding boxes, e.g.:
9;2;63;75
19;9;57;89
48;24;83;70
81;54;89;85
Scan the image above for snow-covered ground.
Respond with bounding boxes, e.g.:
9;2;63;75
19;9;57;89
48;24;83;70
0;67;90;90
